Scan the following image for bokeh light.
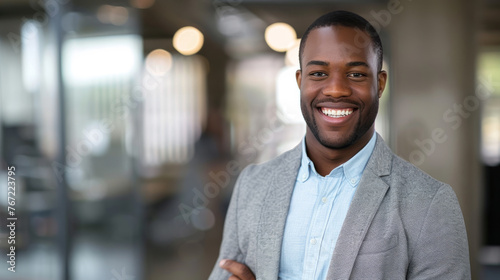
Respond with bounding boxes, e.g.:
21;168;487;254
145;49;172;76
173;26;204;56
97;5;129;26
265;22;297;52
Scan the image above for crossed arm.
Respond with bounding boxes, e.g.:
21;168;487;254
219;259;255;280
209;167;257;280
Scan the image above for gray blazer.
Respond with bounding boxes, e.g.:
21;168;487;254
209;134;470;279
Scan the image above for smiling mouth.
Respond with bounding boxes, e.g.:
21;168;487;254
320;107;354;118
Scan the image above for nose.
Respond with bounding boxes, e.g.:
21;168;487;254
322;74;351;98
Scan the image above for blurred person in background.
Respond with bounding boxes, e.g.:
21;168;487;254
209;10;470;280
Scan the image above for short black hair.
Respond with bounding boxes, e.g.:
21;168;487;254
299;10;383;71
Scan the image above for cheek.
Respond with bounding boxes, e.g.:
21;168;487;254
301;82;321;99
354;83;378;102
363;94;380;116
300;93;311;112
300;88;314;102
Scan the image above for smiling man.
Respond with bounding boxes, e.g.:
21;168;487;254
209;10;470;280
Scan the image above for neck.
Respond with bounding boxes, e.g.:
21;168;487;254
305;127;374;176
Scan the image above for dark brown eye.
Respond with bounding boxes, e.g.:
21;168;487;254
348;73;365;78
310;72;327;77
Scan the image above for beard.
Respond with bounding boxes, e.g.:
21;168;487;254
301;97;378;150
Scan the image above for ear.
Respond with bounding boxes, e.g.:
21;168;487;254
377;70;387;98
296;69;302;89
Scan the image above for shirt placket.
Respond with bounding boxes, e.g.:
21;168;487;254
301;175;337;280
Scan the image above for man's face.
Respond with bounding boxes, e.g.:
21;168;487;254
297;25;387;150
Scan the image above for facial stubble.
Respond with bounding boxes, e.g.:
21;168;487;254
300;96;379;150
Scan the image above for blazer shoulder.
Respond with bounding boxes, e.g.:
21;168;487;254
387;153;452;198
369;135;448;194
240;143;301;180
236;143;301;195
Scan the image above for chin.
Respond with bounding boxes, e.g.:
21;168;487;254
315;130;359;150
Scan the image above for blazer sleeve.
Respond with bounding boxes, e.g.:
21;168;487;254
407;184;471;279
208;167;248;280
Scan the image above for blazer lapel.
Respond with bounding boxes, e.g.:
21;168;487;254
256;143;302;279
326;134;392;279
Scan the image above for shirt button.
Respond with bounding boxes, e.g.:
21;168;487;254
310;238;317;245
302;174;307;180
321;197;327;203
350;178;356;184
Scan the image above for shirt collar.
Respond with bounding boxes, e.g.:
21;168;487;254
298;132;377;187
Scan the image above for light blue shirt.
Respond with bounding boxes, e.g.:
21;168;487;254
278;133;377;280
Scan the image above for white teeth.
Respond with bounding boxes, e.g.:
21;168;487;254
321;108;353;118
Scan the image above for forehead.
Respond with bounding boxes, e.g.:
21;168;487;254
302;25;376;66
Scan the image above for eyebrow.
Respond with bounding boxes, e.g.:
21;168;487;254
346;61;369;67
305;60;369;67
306;60;329;67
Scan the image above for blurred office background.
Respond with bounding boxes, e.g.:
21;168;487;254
0;0;498;279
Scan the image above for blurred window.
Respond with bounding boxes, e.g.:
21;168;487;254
478;50;500;166
62;34;141;191
142;55;207;166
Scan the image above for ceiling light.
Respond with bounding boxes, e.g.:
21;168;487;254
173;26;204;56
145;49;172;76
265;22;296;52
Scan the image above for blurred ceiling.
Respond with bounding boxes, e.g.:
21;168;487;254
481;0;500;46
136;0;386;57
0;0;499;48
137;0;383;37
